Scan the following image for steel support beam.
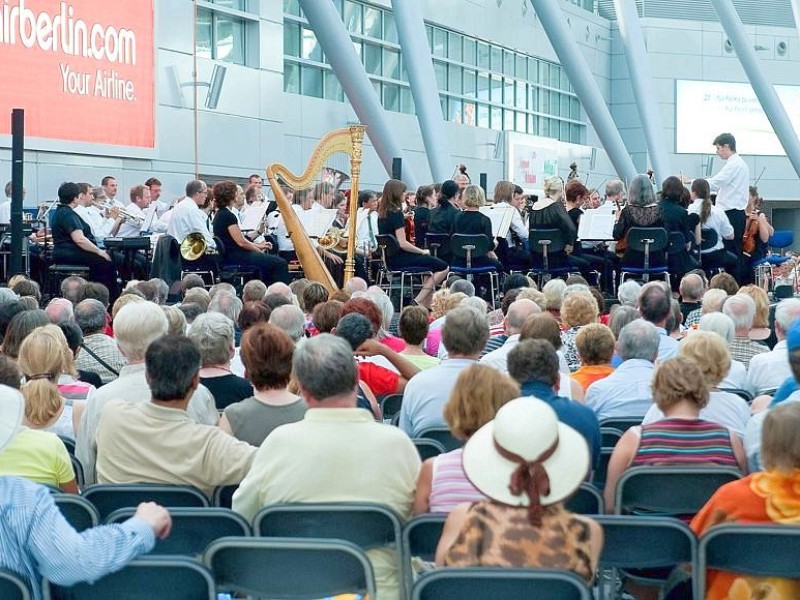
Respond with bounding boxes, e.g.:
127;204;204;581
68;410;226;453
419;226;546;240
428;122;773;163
712;0;800;179
299;0;419;186
530;0;637;181
612;0;671;179
391;0;453;182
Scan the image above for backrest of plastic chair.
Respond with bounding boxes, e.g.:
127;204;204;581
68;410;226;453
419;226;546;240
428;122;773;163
769;230;794;249
599;417;642;433
0;568;31;600
45;556;215;600
375;234;400;259
700;228;718;251
594;515;696;569
600;427;623;448
528;228;565;254
205;537;376;600
70;455;85;488
450;234;491;259
615;466;741;516
82;484;209;519
213;484;239;509
380;393;404;419
626;227;668;254
403;515;446;563
412;438;446;461
564;483;604;515
105;507;250;555
212;235;227;257
417;428;464;452
412;568;592;600
667;231;686;255
425;233;451;254
53;494;99;532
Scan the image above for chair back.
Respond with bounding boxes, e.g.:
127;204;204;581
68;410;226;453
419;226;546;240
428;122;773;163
450;234;491;267
53;494;99;532
403;514;446;563
614;466;741;516
82;484;209;520
417;427;464;452
697;524;800;599
58;436;76;455
667;231;686;255
412;568;592;600
425;233;451;258
599;417;642;433
412;438;446;461
719;387;753;404
375;234;400;262
212;235;227;258
212;484;239;509
565;483;604;515
529;229;565;272
45;556;215;600
105;507;250;556
70;455;85;488
626;228;668;271
700;228;718;252
600;427;623;448
205;537;377;600
379;393;403;420
0;568;31;600
768;230;794;251
594;515;697;569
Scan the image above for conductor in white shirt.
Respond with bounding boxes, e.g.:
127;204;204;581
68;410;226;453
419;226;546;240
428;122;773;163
708;133;749;280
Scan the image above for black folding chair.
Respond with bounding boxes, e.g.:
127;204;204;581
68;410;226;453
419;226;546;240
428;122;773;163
402;514;446;594
212;484;239;509
565;482;605;515
412;438;446;461
425;233;451;259
81;484;209;520
53;494;99;532
0;568;31;600
380;393;404;421
449;234;500;309
416;427;463;452
619;227;670;286
599;417;643;433
528;228;572;286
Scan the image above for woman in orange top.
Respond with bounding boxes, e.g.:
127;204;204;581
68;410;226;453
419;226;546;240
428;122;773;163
691;401;800;600
571;323;615;393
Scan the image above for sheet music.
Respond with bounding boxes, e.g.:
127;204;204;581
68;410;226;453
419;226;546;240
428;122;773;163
300;207;338;238
240;202;269;231
578;209;616;241
479;205;515;238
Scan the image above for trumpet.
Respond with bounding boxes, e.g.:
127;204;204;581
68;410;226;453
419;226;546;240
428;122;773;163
92;200;144;226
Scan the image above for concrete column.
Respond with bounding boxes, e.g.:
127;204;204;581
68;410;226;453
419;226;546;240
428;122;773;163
530;0;637;182
298;0;419;186
791;0;800;47
613;0;672;179
391;0;453;182
712;0;800;179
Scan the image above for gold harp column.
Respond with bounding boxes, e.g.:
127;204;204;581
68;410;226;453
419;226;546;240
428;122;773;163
344;124;366;283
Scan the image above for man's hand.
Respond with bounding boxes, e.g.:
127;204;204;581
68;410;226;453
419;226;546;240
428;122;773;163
355;338;386;357
133;502;172;539
326;251;343;265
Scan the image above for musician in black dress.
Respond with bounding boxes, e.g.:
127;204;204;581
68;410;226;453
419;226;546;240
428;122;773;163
377;179;448;308
613;174;666;268
412;184;435;249
50;182;118;297
529;176;580;271
452;185;504;272
212;180;290;285
427;179;460;263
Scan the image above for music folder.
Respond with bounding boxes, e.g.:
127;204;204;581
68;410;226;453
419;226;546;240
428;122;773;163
577;208;615;241
301;208;338;239
241;202;270;231
479;205;515;238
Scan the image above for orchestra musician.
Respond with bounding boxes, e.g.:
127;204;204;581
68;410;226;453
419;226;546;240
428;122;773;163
377;179;448;308
744;186;774;281
659;176;699;281
167;180;217;253
688;179;737;273
492;180;530;271
529;176;579;272
452;185;504;272
412;185;435;249
50;182;118;297
212;180;290;285
564;180;616;292
108;185;153;280
613;174;666;268
428;179;461;263
73;184;117;244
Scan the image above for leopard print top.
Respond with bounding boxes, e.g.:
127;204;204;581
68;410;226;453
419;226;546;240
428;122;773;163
443;501;595;584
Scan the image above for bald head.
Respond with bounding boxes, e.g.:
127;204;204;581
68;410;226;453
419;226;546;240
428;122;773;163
269;304;306;341
266;282;293;301
679;273;705;302
45;298;74;324
345;277;368;294
506;299;541;334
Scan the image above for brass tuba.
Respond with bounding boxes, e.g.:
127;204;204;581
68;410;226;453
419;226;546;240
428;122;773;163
266;125;365;292
180;232;207;261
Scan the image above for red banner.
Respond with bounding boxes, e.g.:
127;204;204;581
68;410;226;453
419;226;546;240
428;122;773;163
0;0;155;148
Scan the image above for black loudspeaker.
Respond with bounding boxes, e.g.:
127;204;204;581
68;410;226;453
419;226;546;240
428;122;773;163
10;109;24;276
392;158;402;181
479;173;487;195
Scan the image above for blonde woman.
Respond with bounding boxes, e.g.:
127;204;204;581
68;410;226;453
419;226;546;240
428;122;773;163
529;176;578;270
18;325;89;440
452;185;503;271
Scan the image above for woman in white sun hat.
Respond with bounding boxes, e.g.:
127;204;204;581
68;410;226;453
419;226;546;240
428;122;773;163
434;396;604;584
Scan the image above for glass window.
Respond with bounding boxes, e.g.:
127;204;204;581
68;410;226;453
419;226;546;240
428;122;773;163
491;46;502;71
433;27;447;57
477;103;489;128
426;25;433;50
343;0;362;34
561;68;570;90
516;111;527;133
324;70;344;101
515;81;527;110
490;106;502;130
503;50;514;75
463;69;476;98
560;94;570;118
540;89;549;113
448;32;462;62
284;61;299;94
539;62;549;87
541;118;550;138
363;5;382;38
529;114;539;135
372;80;382;100
516;54;527;80
384;12;398;44
301;27;322;62
433;60;447;90
477;72;490;101
463;101;476;126
196;9;213;60
571;123;582;144
384;84;400;112
504;109;515;131
301;65;323;98
550;91;560;116
400;88;415;114
477;42;490;69
383;48;400;80
351;39;362;59
283;0;301;16
449;97;462;123
213;0;246;9
284;21;300;57
448;65;463;94
463;38;477;65
364;43;381;75
550;64;560;88
214;13;245;64
490;74;503;103
570;97;580;120
504;79;515;106
400;60;408;83
528;58;538;83
560;121;570;141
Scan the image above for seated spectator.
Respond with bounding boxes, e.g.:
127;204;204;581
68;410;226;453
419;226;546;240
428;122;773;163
74;299;125;384
585;319;658;421
368;289;406;349
413;364;519;514
96;334;256;496
268;304;306;342
698;312;748;389
311;300;343;335
242;279;267;304
77;302;218;485
161;305;187;336
0;376;77;493
57;321;103;388
604;357;746;514
710;271;740;296
112;292;146;320
182;287;210;312
678;273;704;321
519;313;582;400
45;298;74;323
301;282;329;325
643;331;750;436
560;290;599;372
434;397;602;584
723;294;769;368
19;325;91;440
638;282;679;361
608;305;640;367
692;401;800;599
738;284;772;343
60;275;86;305
232;334;420;600
181;273;206;294
1;309;49;359
571;323;615;392
12;279;41;306
480;299;540;373
343;296;405;352
188;312;253;410
400;307;488;437
685;287;728;329
219;323;306;446
148;278;169;305
746;299;800;397
480;289;521;356
507;339;601;470
617;279;642;310
542;278;566;322
398;306;439;370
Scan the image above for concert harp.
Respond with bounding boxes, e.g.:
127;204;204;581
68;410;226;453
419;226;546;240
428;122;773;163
266;125;365;292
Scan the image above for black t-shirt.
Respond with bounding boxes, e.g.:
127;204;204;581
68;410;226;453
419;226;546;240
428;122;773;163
51;204;95;247
454;210;492;238
200;374;254;410
377;209;405;237
428;202;459;235
212;208;241;255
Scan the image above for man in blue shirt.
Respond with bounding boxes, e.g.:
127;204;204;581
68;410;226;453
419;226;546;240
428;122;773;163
0;385;172;599
639;281;679;361
507;338;601;470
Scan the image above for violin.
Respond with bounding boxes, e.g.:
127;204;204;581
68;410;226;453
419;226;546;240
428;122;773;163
614;194;627;254
404;208;416;245
743;197;764;255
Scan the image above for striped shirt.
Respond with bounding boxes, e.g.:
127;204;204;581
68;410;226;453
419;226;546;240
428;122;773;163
429;448;486;513
632;418;738;467
0;477;155;600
